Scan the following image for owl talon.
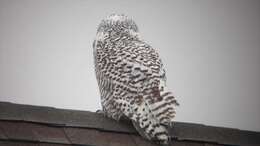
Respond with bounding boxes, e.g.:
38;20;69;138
96;109;105;115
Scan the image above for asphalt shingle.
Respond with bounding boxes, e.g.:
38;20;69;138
0;101;259;146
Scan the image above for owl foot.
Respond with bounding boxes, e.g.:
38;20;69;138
96;109;106;117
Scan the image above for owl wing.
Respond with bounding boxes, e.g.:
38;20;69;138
94;40;178;143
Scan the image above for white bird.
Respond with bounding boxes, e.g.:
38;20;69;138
93;14;179;145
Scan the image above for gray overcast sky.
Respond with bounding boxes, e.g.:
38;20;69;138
0;0;260;132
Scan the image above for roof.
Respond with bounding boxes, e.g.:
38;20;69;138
0;101;259;146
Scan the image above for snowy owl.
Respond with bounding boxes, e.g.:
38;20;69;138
93;14;179;145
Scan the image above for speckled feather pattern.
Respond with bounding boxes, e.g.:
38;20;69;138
93;14;179;145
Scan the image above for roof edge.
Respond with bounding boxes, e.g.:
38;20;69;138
0;101;259;146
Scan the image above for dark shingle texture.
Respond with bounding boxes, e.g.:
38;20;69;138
0;101;259;146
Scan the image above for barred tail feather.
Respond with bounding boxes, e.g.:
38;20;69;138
132;119;169;145
130;87;178;145
152;90;179;126
131;98;170;145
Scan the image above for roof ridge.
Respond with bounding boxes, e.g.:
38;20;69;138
0;101;260;146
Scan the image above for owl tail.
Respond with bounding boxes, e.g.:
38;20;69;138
131;87;179;145
132;118;169;145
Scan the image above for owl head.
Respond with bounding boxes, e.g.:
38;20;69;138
96;14;139;40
